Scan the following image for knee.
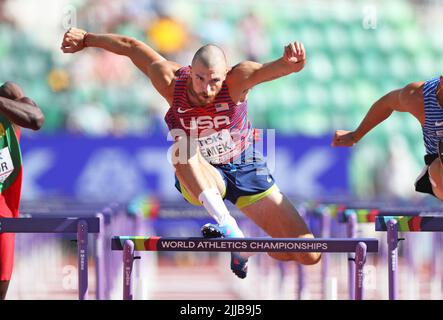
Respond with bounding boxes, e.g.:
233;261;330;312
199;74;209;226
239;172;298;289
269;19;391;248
267;252;294;261
297;252;322;266
268;252;321;264
279;252;322;265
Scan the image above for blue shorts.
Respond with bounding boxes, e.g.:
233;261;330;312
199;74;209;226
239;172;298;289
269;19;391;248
174;145;278;208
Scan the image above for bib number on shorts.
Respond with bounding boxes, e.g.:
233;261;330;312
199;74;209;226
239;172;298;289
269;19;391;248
0;147;14;183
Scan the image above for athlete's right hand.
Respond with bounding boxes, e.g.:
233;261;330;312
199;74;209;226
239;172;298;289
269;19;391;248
331;130;358;147
61;27;88;53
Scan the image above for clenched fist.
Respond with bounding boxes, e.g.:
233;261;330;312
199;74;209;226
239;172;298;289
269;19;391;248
283;41;306;72
331;130;359;147
61;27;88;53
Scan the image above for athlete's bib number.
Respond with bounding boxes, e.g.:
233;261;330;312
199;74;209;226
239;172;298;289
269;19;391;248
0;147;14;183
198;130;235;164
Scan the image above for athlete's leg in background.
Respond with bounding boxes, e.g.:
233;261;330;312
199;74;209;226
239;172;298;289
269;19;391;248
240;187;321;265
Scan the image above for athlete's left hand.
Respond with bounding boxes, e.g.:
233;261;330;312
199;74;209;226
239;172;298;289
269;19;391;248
61;27;88;53
283;41;306;72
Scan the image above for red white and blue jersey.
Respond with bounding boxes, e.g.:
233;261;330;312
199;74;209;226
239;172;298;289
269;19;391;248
164;66;253;164
422;77;443;155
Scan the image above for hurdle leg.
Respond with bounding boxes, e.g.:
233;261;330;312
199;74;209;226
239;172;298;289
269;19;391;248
405;234;419;299
133;214;145;299
296;263;307;299
103;207;115;300
321;212;331;300
347;213;357;300
354;242;367;300
94;213;105;300
431;233;442;299
387;219;399;300
77;220;89;300
123;240;135;300
297;207;308;300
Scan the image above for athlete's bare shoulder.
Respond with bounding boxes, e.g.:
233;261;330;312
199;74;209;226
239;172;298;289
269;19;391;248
399;81;424;108
148;60;182;103
173;64;189;75
226;61;261;81
396;81;425;124
225;61;261;101
149;60;181;79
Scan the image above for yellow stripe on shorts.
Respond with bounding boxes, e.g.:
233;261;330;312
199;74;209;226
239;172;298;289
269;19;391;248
235;184;279;209
180;183;227;206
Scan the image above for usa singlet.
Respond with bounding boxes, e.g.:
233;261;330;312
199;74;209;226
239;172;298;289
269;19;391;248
164;66;253;164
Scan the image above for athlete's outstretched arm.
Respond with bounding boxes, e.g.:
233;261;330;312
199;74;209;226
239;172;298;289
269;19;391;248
0;82;45;130
332;82;423;147
60;27;179;100
230;41;306;91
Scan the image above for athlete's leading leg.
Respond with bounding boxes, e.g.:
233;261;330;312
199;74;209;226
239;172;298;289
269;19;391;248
171;135;248;277
172;135;242;233
240;187;321;265
172;135;225;199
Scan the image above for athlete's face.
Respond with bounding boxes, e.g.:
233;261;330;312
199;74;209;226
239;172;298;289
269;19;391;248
189;61;227;105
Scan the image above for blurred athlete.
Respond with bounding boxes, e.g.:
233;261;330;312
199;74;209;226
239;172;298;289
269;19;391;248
61;27;320;278
0;81;44;299
332;76;443;200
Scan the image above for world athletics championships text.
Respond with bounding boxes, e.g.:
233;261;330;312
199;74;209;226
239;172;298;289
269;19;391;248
159;240;328;251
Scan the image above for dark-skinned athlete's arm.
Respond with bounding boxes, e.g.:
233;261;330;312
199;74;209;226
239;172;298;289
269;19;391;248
0;82;45;130
332;82;423;147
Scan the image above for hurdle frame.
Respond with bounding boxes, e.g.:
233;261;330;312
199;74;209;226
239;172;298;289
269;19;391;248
375;212;443;300
19;202;135;300
0;217;100;300
111;236;378;300
340;206;443;300
309;202;371;300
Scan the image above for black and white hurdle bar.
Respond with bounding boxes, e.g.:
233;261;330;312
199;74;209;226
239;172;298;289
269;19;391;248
111;236;379;300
